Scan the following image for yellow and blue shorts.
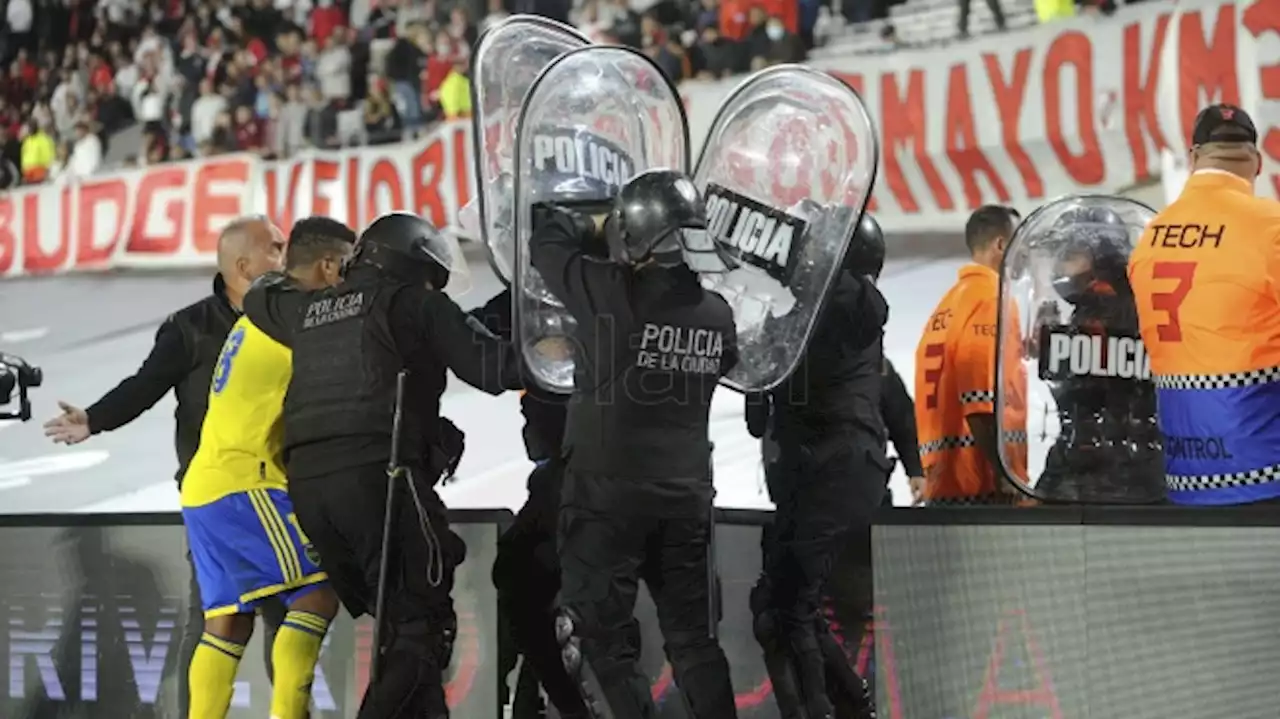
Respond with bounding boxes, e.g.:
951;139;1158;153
182;488;327;618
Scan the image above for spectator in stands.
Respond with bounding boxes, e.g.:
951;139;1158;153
190;78;226;149
66;120;103;178
176;32;209;87
364;78;402;144
304;83;340;149
448;7;478;53
766;14;806;63
351;26;374;93
743;7;774;70
797;0;820;48
233;104;265;154
276;29;305;83
958;0;1007;38
90;86;135;136
276;84;308;158
133;74;168;137
640;13;667;50
52;88;82;142
113;45;141;99
437;57;471;120
20;119;55;183
691;24;735;79
651;30;692;83
312;0;349;48
5;0;34;61
0;127;19;188
396;0;438;34
365;0;401;40
48;140;72;182
0;0;804;184
605;0;642;46
576;0;612;41
479;0;510;33
385;21;429;138
207;109;236;155
316;34;352;102
143;129;170;164
422;29;455;117
692;0;720;33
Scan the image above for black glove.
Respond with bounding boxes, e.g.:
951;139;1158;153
532;201;607;241
433;417;466;484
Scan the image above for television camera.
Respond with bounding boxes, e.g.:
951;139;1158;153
1;353;42;421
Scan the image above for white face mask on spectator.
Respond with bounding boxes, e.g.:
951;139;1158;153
766;22;784;40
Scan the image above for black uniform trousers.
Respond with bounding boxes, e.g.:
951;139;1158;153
289;462;466;719
492;458;587;718
757;428;888;717
557;471;738;719
820;488;892;662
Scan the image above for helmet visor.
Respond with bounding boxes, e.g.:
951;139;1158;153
421;231;473;298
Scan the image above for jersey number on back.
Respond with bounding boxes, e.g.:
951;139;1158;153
1151;261;1197;342
212;326;247;395
922;343;946;409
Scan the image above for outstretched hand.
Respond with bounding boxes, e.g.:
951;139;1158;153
43;401;91;445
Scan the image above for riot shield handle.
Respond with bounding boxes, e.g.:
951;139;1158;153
536;198;615;216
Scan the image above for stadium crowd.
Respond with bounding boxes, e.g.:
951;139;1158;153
0;0;821;190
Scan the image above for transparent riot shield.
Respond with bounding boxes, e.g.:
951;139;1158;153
995;195;1165;504
514;46;690;393
691;65;879;393
468;15;590;284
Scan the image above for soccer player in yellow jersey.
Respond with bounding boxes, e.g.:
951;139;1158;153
181;217;356;719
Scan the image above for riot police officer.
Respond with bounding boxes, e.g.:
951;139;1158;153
471;287;587;719
244;212;523;719
532;170;740;719
821;219;922;712
748;212;889;719
1038;207;1165;503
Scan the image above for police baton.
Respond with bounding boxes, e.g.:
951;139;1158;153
707;442;719;641
371;369;409;686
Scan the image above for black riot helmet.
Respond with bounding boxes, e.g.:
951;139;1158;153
352;211;455;290
843;212;885;279
1051;205;1131;302
605;169;707;267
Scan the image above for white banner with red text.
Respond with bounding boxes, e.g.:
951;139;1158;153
0;123;476;278
3;0;1277;277
682;0;1280;229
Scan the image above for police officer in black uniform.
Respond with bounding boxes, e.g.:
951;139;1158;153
244;212;522;719
821;214;920;658
471;288;587;719
1036;208;1164;503
748;212;889;719
531;169;740;719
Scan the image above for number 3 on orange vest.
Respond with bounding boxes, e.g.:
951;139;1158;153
1150;261;1197;343
922;343;946;409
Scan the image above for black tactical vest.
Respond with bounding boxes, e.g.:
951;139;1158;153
283;274;433;473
